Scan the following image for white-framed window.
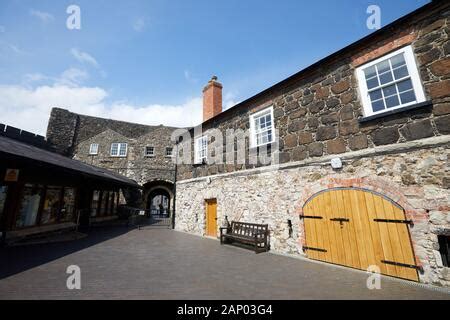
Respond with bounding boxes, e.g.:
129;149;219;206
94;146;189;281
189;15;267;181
145;146;155;157
110;143;127;157
356;45;426;117
89;143;99;155
249;106;275;148
165;147;173;157
194;135;208;164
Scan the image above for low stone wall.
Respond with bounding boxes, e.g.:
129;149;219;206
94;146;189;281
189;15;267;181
175;138;450;286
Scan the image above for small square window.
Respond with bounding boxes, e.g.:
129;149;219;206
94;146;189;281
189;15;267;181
166;147;173;157
356;45;426;117
89;143;99;155
145;146;155;157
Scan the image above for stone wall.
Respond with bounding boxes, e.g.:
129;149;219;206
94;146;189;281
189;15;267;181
46;108;178;185
177;3;450;181
73;127;177;186
46;108;179;207
175;138;450;286
46;108;78;155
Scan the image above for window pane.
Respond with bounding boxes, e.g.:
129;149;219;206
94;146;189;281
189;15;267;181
40;186;62;225
90;144;98;154
385;95;400;108
91;190;100;217
119;144;127;156
371;99;385;112
379;71;393;85
393;66;409;80
100;191;109;215
60;188;76;222
364;66;377;79
366;77;379;90
377;60;390;74
0;185;8;223
400;90;416;104
397;79;413;93
383;84;397;97
111;143;118;155
390;53;406;69
369;89;382;101
16;184;43;228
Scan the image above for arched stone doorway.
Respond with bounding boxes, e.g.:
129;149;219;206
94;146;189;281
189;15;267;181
148;188;170;216
143;180;174;218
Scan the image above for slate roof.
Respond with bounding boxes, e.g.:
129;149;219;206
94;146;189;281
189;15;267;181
0;135;139;188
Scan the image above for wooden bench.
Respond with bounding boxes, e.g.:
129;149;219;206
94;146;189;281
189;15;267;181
220;221;269;253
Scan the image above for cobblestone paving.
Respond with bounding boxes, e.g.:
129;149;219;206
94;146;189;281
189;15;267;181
0;227;449;300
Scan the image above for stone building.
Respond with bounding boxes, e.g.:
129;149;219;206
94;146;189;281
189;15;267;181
45;1;449;287
46;108;179;214
173;1;450;286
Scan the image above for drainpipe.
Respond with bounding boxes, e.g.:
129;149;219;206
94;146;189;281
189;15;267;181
172;139;179;229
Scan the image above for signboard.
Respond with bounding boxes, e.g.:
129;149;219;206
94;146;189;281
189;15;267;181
4;169;19;182
139;210;146;216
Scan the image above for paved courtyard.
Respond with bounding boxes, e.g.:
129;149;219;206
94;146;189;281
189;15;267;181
0;227;449;300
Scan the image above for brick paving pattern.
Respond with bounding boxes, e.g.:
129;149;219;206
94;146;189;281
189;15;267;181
0;227;449;300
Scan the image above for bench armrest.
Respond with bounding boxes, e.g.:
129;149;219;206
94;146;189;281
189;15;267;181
220;226;231;235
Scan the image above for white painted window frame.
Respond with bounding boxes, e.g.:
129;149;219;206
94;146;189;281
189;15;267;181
249;106;275;148
165;147;173;158
89;143;99;155
145;146;155;157
356;45;426;118
110;143;128;157
194;135;208;164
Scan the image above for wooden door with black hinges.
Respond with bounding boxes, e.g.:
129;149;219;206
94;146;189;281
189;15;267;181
205;199;217;238
302;188;419;282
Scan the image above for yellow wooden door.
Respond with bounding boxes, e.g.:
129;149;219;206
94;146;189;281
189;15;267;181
205;199;217;237
303;189;419;282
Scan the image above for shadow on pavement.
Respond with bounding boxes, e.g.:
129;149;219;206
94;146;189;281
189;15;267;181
0;226;133;280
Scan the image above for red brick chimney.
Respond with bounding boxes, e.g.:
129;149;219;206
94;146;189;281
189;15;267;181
203;76;222;122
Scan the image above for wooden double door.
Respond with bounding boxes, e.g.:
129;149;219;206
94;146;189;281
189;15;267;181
302;189;419;281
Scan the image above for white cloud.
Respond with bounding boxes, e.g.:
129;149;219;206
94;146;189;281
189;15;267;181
0;68;240;136
23;73;49;84
0;83;204;136
132;18;146;32
0;84;107;135
30;10;54;23
56;68;89;87
70;48;99;68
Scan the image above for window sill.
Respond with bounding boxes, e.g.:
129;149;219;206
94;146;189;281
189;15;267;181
358;100;432;123
193;160;207;167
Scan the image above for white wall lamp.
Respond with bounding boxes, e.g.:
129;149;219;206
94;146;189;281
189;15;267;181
331;157;343;169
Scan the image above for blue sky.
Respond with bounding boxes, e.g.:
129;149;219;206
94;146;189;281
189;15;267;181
0;0;429;134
